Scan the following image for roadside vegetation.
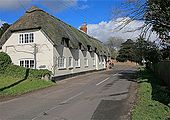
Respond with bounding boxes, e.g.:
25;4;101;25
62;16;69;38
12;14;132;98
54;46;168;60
132;67;170;120
0;52;54;96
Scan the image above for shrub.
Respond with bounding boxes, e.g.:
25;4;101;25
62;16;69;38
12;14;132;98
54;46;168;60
4;64;51;79
0;52;12;73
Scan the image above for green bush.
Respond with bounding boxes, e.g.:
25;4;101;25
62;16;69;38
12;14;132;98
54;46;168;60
4;64;51;79
29;69;51;79
0;52;12;73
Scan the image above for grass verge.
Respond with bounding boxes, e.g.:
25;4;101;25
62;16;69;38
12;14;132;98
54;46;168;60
0;75;54;96
132;67;170;120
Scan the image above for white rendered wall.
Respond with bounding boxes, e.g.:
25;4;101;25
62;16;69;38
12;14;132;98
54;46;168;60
2;30;53;71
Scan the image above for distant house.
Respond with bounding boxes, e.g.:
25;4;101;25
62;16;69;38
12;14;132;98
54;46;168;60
0;6;109;77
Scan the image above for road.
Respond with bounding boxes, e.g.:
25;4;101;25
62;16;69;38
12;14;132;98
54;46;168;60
0;63;137;120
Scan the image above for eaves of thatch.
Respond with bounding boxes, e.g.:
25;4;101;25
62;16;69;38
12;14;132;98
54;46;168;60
0;6;109;56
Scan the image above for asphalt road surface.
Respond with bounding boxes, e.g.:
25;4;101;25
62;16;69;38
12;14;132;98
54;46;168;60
0;63;137;120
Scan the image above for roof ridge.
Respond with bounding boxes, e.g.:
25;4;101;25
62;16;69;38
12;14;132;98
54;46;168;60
26;6;44;13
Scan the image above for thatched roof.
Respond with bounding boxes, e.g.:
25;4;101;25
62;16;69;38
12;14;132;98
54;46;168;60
0;6;109;55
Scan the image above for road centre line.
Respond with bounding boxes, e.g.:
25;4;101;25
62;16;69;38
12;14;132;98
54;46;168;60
96;77;110;86
32;91;84;120
113;73;118;77
60;92;84;104
96;73;118;86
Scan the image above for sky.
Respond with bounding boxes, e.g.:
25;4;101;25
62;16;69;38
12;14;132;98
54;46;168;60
0;0;158;42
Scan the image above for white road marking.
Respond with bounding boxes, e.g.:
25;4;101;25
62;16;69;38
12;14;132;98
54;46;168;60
31;91;84;120
113;73;118;77
96;77;110;86
60;92;84;104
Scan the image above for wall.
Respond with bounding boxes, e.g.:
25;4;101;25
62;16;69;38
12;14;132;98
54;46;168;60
2;30;53;71
53;45;106;77
2;29;107;77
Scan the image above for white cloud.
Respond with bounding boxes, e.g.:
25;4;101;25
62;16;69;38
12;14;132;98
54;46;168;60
41;0;77;12
0;0;31;10
0;0;77;11
0;20;5;27
87;17;158;42
77;4;89;10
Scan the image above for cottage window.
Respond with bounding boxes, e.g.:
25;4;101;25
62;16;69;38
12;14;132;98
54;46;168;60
84;58;88;67
75;59;80;67
19;34;24;43
68;57;73;68
58;57;66;69
99;56;102;64
93;58;96;66
19;59;34;68
30;33;34;43
61;40;64;45
19;33;34;44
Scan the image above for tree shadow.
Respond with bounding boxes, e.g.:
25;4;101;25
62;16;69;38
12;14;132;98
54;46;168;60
118;70;138;82
138;68;170;105
118;68;170;105
0;69;30;92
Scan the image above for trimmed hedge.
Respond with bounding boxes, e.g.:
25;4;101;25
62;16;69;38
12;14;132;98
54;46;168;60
0;52;12;73
0;52;51;79
4;65;51;79
148;61;170;88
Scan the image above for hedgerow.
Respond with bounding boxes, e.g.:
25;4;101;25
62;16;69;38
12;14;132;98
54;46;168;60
0;52;51;79
4;64;51;79
0;52;12;73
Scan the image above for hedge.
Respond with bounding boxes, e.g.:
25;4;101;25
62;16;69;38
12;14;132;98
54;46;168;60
0;52;12;73
4;64;51;79
147;61;170;88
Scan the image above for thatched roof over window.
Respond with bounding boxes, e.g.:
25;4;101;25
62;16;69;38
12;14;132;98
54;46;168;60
0;6;109;55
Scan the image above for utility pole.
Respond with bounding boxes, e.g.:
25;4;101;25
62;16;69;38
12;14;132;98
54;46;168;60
33;43;37;69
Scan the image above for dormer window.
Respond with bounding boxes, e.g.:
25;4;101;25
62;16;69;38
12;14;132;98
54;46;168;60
79;43;82;49
19;33;34;44
61;39;64;45
65;39;69;47
61;38;69;47
95;48;97;53
87;45;91;51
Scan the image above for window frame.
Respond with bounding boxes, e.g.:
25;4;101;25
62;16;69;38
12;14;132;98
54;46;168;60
19;59;35;69
75;59;80;68
19;33;34;44
68;57;73;68
92;57;96;66
58;56;66;69
84;58;88;67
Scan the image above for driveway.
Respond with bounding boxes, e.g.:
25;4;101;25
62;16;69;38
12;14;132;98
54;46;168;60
0;63;138;120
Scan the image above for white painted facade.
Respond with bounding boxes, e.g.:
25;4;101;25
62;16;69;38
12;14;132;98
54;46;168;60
2;30;106;77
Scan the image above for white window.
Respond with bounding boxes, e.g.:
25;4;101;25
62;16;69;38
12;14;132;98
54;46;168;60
68;57;73;68
58;56;66;69
99;56;102;64
75;59;80;68
19;33;34;44
19;59;34;68
93;58;96;66
84;58;88;67
30;33;34;43
19;34;24;43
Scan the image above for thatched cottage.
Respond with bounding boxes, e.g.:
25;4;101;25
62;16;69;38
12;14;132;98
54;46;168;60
0;6;109;77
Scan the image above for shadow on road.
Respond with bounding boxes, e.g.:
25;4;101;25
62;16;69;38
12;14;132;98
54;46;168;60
0;69;30;92
118;70;138;82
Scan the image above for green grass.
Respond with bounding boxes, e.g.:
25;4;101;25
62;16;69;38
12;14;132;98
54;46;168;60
132;67;170;120
0;76;54;96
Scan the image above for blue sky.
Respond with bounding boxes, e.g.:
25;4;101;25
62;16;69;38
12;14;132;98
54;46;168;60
0;0;125;28
1;0;156;42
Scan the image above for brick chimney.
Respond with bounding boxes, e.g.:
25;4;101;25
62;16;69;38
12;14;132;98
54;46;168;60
80;22;87;33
